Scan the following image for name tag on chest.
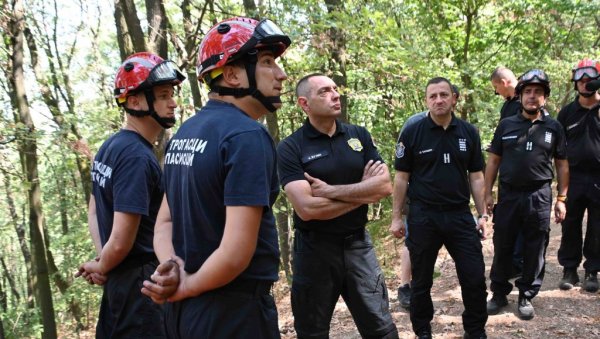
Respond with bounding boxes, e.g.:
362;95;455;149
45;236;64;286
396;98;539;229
302;150;329;164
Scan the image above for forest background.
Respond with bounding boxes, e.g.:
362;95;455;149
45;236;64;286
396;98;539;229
0;0;598;338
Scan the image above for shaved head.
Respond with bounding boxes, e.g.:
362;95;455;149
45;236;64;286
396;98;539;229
490;67;516;82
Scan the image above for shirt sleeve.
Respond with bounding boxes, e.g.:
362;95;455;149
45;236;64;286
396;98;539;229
488;122;504;156
276;138;305;188
113;155;157;216
553;121;568;160
468;126;484;172
222;129;274;207
394;128;413;172
358;127;383;164
556;105;569;134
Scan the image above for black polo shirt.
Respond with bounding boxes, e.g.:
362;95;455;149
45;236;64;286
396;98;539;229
277;119;382;235
488;112;567;188
500;96;521;121
557;98;600;178
394;114;484;206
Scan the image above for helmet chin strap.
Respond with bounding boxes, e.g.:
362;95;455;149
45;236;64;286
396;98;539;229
578;90;596;98
123;90;175;129
523;105;543;115
212;50;282;113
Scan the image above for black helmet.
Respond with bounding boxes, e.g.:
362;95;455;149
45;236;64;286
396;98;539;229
515;69;550;96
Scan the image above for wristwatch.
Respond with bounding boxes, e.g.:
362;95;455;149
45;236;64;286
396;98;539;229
478;214;489;221
557;195;567;203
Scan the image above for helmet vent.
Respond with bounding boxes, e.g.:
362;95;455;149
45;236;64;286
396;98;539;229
124;63;134;72
217;23;231;34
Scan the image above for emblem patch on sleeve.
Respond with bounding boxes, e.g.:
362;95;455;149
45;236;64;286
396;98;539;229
395;142;405;158
347;138;363;152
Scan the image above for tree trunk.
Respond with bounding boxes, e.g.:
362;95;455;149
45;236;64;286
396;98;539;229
114;0;135;60
324;0;348;122
115;0;147;56
145;0;168;58
9;1;57;337
0;168;34;308
0;258;20;306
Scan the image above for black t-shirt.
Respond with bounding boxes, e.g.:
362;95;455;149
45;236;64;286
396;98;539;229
163;100;280;281
557;98;600;178
277;119;383;235
91;130;161;261
394;114;484;206
488;112;567;187
500;96;521;121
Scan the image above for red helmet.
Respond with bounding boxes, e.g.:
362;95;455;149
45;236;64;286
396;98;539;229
572;59;600;82
114;52;185;105
196;17;291;83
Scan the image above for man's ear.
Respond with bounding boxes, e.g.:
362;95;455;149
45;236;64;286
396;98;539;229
297;96;309;113
125;93;142;109
221;64;244;87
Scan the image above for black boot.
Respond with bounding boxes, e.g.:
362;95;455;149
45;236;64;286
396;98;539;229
558;267;579;290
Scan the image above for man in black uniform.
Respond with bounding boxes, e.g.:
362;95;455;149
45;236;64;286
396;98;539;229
394;77;488;339
490;67;521;120
277;74;398;339
485;69;569;320
490;66;524;277
557;59;600;292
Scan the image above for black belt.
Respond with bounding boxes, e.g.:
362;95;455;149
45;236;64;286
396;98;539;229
218;279;273;296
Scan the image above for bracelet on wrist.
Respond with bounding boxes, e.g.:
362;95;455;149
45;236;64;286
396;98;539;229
556;195;567;203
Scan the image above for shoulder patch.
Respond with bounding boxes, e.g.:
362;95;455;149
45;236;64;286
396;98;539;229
347;138;363;152
395;142;405;158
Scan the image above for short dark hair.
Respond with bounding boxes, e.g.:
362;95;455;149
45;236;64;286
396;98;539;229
490;67;516;82
425;77;453;94
451;84;460;99
296;73;326;98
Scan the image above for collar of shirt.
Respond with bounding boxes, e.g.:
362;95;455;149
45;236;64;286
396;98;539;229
303;118;346;139
425;112;458;130
515;110;548;124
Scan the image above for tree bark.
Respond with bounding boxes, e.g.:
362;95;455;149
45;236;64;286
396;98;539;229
9;0;57;337
114;0;135;60
146;0;168;58
115;0;147;55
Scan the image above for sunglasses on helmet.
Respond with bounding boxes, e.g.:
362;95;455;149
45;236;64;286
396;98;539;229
519;69;549;82
572;67;600;82
252;19;291;47
147;61;185;85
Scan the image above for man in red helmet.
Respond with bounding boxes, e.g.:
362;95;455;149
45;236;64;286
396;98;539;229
556;59;600;293
141;17;290;338
76;52;185;338
485;69;568;320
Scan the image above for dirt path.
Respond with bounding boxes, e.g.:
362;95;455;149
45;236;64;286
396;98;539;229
275;221;600;339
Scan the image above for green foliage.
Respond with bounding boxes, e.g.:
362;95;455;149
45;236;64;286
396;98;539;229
0;0;599;336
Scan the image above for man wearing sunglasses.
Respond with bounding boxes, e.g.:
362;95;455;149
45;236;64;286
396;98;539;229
142;17;290;338
76;52;185;338
556;59;600;293
485;69;568;320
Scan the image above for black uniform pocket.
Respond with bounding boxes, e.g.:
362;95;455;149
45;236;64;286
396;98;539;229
532;186;552;231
